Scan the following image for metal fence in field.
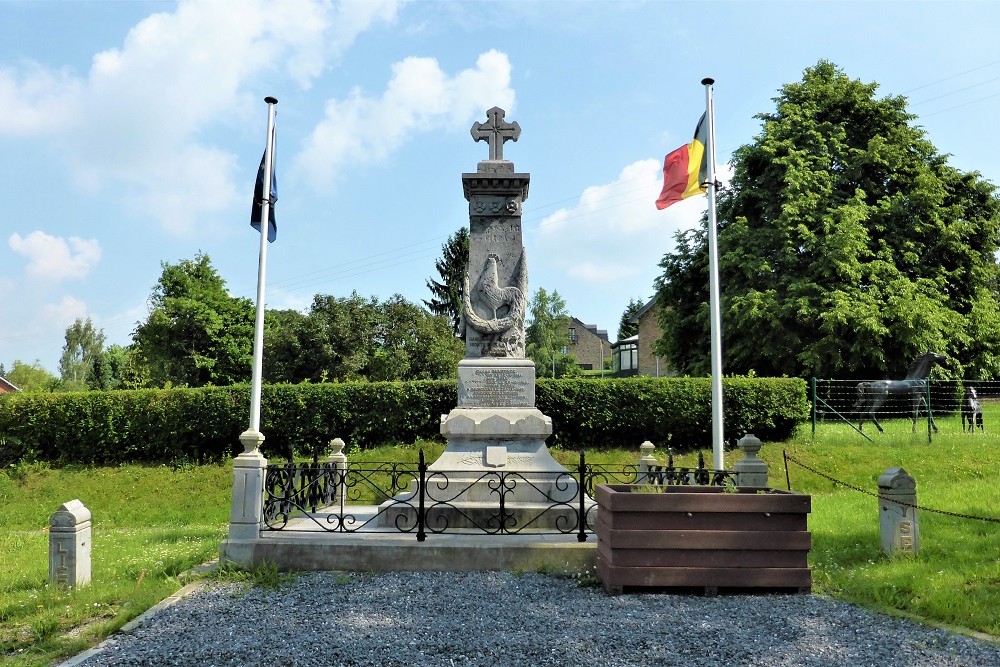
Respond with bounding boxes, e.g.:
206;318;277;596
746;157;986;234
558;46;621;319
811;378;998;441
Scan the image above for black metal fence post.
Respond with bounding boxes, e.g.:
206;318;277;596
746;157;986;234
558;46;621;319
926;380;933;444
577;450;587;542
811;377;817;438
417;449;426;542
783;449;791;490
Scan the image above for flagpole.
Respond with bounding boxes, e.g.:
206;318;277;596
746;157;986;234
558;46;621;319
702;77;724;470
246;95;277;445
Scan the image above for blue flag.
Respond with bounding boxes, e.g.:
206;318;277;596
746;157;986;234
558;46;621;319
250;151;277;242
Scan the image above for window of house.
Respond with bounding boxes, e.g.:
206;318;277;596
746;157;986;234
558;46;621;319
613;342;638;372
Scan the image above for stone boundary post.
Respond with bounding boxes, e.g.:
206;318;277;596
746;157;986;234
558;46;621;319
49;499;91;588
877;467;919;555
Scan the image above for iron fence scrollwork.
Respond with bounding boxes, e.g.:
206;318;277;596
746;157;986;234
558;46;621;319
262;450;735;538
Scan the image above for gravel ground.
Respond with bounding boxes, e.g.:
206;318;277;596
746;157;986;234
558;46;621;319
67;571;999;667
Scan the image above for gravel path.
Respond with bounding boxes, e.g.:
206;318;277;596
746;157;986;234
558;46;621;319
67;571;999;667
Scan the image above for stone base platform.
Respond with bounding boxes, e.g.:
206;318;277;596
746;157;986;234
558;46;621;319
219;506;596;573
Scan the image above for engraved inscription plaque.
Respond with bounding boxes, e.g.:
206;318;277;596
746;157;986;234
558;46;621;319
458;365;534;408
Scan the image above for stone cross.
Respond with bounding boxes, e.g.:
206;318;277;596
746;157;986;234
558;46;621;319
471;107;520;160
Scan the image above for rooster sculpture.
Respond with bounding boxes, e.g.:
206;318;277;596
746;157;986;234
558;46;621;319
478;253;521;320
462;249;528;347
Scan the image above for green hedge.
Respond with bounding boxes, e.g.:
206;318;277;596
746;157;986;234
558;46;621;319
0;376;807;465
537;376;808;449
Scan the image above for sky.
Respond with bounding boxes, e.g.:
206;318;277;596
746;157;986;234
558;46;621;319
2;0;999;376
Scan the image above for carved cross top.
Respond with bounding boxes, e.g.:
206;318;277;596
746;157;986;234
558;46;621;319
471;107;520;160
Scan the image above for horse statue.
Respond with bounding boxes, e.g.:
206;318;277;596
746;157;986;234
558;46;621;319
961;386;984;433
852;351;947;434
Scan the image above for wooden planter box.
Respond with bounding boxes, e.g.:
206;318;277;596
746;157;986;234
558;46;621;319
595;484;812;595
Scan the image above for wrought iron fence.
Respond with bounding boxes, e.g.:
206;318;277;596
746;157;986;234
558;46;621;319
262;450;736;541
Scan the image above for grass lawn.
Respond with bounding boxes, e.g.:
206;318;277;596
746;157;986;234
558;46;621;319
1;421;998;665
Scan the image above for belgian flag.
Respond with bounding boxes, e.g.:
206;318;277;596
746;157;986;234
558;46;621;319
655;113;708;210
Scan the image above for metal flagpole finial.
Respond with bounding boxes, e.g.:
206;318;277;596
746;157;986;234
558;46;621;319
701;78;715;86
264;96;278;105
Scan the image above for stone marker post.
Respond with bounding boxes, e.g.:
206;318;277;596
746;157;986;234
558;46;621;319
734;433;769;487
877;467;919;556
49;499;91;588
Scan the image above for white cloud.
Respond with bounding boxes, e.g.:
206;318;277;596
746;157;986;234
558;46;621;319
9;231;102;281
41;295;89;330
532;158;703;284
525;160;737;331
0;62;81;134
0;0;403;235
267;286;314;313
296;49;515;188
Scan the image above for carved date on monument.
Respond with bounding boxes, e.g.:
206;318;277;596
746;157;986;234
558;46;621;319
458;367;533;407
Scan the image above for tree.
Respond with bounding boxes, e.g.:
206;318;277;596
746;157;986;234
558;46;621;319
371;295;463;381
263;293;463;384
4;360;60;392
617;297;645;341
89;344;149;390
133;253;254;387
59;318;106;389
424;227;469;336
526;287;578;378
655;61;1000;380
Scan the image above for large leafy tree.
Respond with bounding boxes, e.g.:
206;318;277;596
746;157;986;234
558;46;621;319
133;253;254;387
4;360;60;392
526;287;578;378
424;227;469;336
263;293;463;383
89;344;149;390
59;317;105;389
656;61;1000;380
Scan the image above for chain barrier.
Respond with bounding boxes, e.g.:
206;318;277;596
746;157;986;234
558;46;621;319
783;451;1000;524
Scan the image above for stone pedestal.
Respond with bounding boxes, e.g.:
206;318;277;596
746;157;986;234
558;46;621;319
49;499;91;588
220;430;268;565
877;467;919;556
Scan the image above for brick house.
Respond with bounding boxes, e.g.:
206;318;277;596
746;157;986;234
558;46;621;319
0;376;19;394
612;297;674;377
566;317;610;371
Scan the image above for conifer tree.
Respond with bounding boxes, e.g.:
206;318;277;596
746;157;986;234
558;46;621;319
424;227;469;336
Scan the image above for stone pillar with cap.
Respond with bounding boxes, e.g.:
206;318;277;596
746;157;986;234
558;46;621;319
327;437;348;503
220;430;268;565
49;499;91;588
637;441;657;483
877;467;919;555
734;433;769;487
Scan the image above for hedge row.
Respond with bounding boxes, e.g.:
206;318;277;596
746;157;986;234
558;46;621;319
0;376;808;465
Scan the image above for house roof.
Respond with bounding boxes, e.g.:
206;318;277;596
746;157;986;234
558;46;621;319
569;317;610;342
627;297;657;325
0;376;20;393
610;334;639;349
